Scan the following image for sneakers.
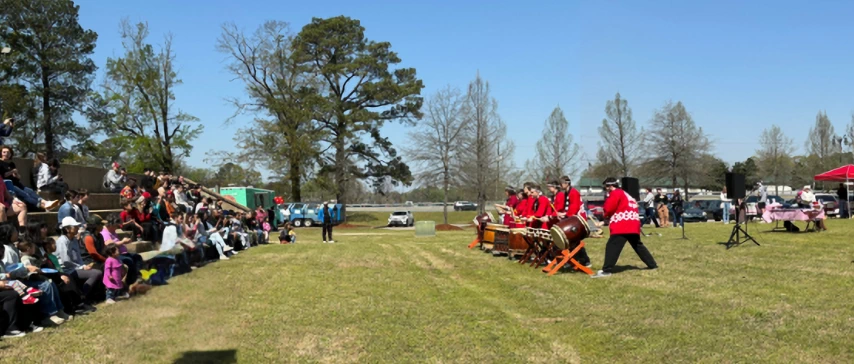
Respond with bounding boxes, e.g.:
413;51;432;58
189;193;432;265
29;324;43;333
105;298;116;305
76;303;97;313
590;270;612;279
3;330;25;338
223;246;234;252
219;255;230;261
120;292;131;300
56;311;73;321
41;199;61;211
323;241;327;244
26;287;42;297
22;294;39;305
43;316;65;326
328;240;335;244
585;262;593;268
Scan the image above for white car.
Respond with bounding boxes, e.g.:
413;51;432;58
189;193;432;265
388;211;414;227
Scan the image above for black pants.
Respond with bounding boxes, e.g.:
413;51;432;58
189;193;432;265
0;289;20;333
322;224;333;241
570;244;591;266
644;207;660;227
71;269;103;303
40;181;69;196
44;272;84;315
602;234;658;273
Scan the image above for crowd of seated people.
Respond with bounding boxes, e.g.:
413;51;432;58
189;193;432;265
0;162;277;339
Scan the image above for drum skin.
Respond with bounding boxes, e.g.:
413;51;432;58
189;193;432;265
549;216;589;250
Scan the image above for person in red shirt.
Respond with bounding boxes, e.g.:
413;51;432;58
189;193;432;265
556;176;591;267
592;177;658;278
498;186;519;226
512;190;529;228
527;185;551;229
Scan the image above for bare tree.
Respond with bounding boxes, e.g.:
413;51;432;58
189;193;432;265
404;86;466;225
646;101;711;192
806;111;839;173
457;72;505;213
598;92;642;176
756;125;795;195
216;21;320;201
530;106;580;182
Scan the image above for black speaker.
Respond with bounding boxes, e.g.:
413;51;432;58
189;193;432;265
726;173;746;199
621;177;640;201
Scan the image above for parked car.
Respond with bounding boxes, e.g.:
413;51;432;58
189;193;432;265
745;195;786;205
454;201;478;211
681;205;709;223
388;211;414;227
690;200;723;221
814;193;840;217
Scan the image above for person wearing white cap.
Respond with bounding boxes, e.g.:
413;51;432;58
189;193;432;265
55;216;103;306
318;201;336;243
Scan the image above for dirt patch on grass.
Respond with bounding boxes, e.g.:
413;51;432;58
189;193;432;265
337;223;363;229
436;224;463;231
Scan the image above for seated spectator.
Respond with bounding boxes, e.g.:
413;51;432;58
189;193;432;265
28;236;90;315
140;168;156;196
174;184;193;212
0;225;70;326
229;212;251;250
56;191;84;232
160;213;193;273
120;200;155;242
0;146;58;211
102;162;125;193
121;178;138;201
22;221;49;258
157;178;171;198
55;217;103;306
36;157;68;196
0;118;14;145
279;222;296;244
189;185;203;206
195;211;231;261
256;206;270;243
77;189;90;222
102;214;142;289
0;178;26;227
0;278;35;337
80;215;108;264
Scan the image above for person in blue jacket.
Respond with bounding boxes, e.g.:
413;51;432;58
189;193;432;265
317;201;337;243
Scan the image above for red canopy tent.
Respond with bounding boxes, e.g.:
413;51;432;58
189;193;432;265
814;165;854;217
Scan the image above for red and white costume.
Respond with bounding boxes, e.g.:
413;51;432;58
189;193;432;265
503;195;519;226
603;188;641;235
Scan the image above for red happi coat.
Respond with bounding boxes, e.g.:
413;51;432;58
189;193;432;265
604;188;641;235
567;188;587;220
530;194;551;229
503;195;519;226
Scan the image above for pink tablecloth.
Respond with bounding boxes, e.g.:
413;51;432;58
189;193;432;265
762;208;825;223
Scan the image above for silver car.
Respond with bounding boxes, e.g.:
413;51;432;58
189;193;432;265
388;211;414;227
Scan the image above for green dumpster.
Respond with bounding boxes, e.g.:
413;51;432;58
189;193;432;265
415;221;436;237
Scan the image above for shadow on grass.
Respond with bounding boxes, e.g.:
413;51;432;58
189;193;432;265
610;265;646;273
173;349;237;364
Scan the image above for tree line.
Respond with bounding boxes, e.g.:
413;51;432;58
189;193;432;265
1;0;423;204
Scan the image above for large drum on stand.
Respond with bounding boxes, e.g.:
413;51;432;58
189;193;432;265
549;215;590;251
483;223;509;252
508;228;528;257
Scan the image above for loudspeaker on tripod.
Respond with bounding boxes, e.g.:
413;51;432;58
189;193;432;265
725;173;746;199
620;177;640;201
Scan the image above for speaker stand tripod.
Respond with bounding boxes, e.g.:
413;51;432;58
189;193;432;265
726;202;759;249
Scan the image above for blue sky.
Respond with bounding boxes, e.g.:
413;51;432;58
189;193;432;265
75;0;854;180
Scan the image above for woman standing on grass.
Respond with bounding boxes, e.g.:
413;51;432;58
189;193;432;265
720;187;731;224
671;189;684;229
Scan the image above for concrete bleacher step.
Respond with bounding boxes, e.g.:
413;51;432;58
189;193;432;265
30;209;124;229
37;192;123;211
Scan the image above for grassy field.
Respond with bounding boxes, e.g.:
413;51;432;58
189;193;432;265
4;219;854;363
346;210;476;226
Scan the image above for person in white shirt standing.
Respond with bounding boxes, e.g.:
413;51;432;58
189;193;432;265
720;187;732;224
642;188;659;227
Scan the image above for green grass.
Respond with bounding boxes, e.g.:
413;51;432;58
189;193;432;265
5;220;854;363
346;210;475;226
